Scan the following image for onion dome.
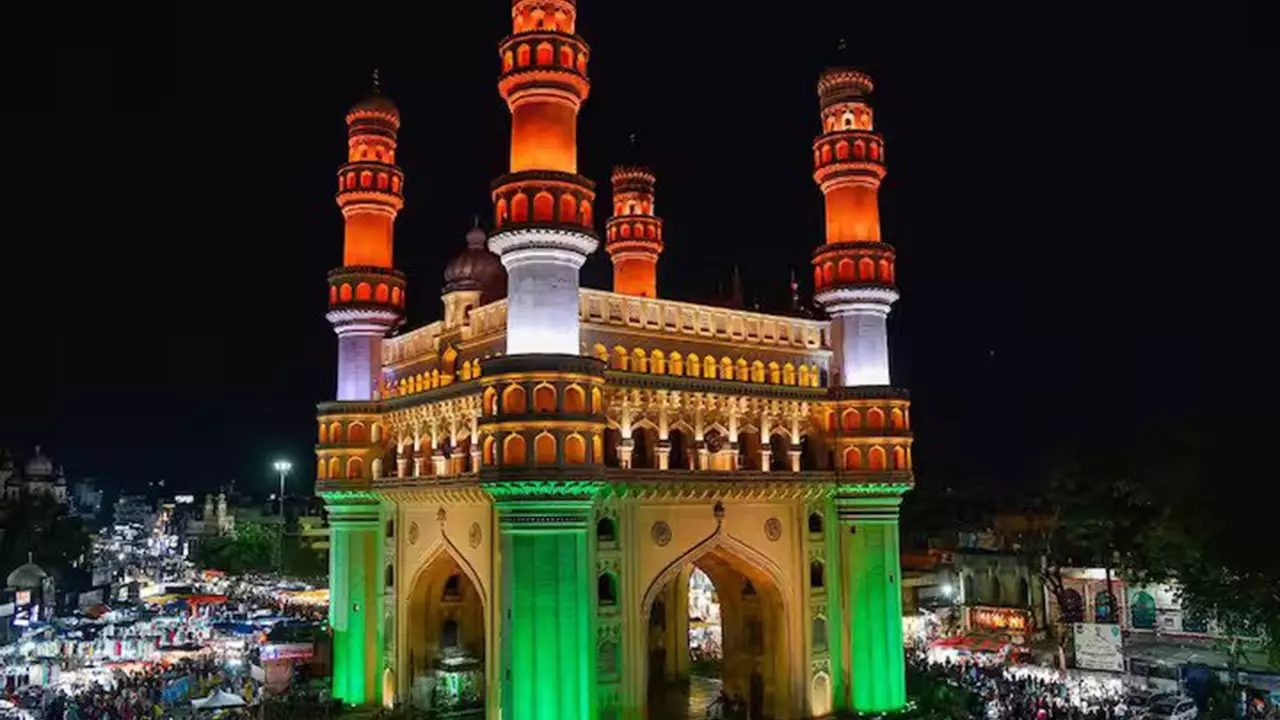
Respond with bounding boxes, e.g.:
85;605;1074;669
345;70;401;130
24;446;53;479
7;556;47;590
443;224;507;305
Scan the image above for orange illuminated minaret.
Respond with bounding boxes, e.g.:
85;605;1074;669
326;75;407;401
811;60;899;387
605;149;664;298
490;0;598;355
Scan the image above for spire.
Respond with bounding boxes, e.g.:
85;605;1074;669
372;68;381;94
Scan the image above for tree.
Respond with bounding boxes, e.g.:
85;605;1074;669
0;494;91;590
195;521;277;574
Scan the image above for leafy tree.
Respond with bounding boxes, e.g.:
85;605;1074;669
195;520;277;574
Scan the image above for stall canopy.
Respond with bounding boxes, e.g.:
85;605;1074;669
192;690;247;709
84;604;111;619
929;635;1009;653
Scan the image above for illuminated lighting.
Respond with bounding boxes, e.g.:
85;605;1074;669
942;583;954;597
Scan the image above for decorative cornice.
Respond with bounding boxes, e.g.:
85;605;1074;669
604;371;827;400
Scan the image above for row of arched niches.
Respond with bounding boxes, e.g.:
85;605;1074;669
336;163;405;198
812;131;885;172
326;269;407;310
605;216;662;244
813;245;896;290
500;33;589;77
493;176;595;233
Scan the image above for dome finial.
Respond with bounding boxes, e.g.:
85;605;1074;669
372;68;381;94
838;38;848;53
473;215;480;229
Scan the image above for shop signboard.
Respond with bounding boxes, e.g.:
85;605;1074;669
968;606;1032;637
261;642;314;662
1073;622;1124;672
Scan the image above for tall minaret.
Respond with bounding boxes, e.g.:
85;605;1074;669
327;77;407;400
810;66;897;386
490;0;597;355
605;149;663;298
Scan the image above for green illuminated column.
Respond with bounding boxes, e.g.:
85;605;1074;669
839;496;906;713
325;494;385;706
496;497;596;720
823;496;850;712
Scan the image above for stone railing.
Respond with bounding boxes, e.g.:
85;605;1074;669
580;289;829;350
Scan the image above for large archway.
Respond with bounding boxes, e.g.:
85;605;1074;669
405;551;486;715
644;546;790;720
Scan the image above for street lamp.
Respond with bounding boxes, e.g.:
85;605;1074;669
273;460;292;515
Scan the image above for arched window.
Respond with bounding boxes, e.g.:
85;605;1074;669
868;446;887;470
483;436;496;466
799;366;810;387
563;385;585;413
559;45;574;67
810;561;825;588
576;53;587;75
533;384;556;412
808;512;824;535
594;343;609;362
503;50;514;72
495;198;508;228
483;388;497;415
580;200;592;226
768;362;781;384
879;259;892;282
700;355;715;379
559;193;577;222
516;44;531;67
503;434;527;465
347;457;364;479
835;140;849;160
351;283;370;302
371;423;382;443
376;173;389;190
348;422;366;444
720;357;734;380
859;257;876;280
813;266;823;288
751;361;765;383
564;434;586;463
375;284;389;303
890;408;905;430
892;446;907;469
591;387;602;413
650;350;666;375
535;42;553;66
843;446;862;469
329;286;338;304
598;573;617;606
813;617;828;651
632;348;648;373
620;224;631;239
783;363;796;385
820;144;832;164
853;139;866;159
533;192;554;221
534;433;556;464
838;258;855;282
870;143;880;161
327;457;340;479
511;193;529;222
823;263;835;285
316;458;326;479
502;385;526;414
391;286;402;306
596;516;616;542
443;574;461;600
686;354;701;377
318;424;329;444
867;408;885;430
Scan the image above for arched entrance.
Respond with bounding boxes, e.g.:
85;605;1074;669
405;551;486;715
644;547;789;719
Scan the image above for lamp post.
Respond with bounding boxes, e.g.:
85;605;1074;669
273;460;292;571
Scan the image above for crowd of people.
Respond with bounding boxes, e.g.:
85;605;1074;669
5;656;257;720
918;653;1135;719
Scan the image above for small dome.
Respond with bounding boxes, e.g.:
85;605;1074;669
443;226;506;304
350;92;399;116
24;446;53;479
8;560;47;590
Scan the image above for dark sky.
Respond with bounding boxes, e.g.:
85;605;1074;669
14;5;1278;501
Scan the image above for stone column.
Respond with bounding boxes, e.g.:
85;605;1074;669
325;495;385;706
759;413;771;472
496;497;596;720
837;496;907;713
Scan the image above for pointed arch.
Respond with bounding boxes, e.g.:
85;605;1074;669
346;456;364;479
686;354;701;378
503;434;527;465
782;362;796;386
798;365;810;387
632;348;649;373
751;360;766;383
892;446;907;470
532;383;557;413
890;408;905;430
841;409;860;431
482;436;496;466
843;446;862;469
563;384;586;413
703;355;717;379
768;362;781;384
533;191;554;222
859;257;876;280
867;407;886;430
483;387;497;415
328;457;340;479
639;525;792;618
735;358;749;382
594;343;609;363
591;387;603;413
316;458;327;479
669;352;683;376
719;357;734;381
502;384;526;414
564;433;586;464
868;446;887;470
534;432;556;464
612;346;629;371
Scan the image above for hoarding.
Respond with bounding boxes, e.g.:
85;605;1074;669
1073;622;1124;672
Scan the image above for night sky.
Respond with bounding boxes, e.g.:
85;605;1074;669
16;6;1277;502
